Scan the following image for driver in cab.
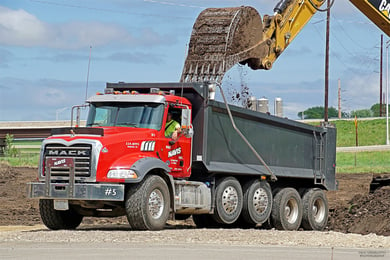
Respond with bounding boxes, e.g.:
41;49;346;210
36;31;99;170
165;112;181;141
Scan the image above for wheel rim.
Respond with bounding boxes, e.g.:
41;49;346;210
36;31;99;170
222;186;239;214
253;187;269;215
285;198;299;224
148;188;164;219
312;198;326;223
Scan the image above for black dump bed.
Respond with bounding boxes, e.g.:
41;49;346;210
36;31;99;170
107;82;337;190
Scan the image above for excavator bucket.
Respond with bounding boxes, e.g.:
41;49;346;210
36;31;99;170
180;6;268;83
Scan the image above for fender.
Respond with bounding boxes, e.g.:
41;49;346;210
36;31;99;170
129;157;171;183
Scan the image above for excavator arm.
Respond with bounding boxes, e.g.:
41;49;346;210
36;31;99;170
181;0;390;83
180;0;326;83
350;0;390;37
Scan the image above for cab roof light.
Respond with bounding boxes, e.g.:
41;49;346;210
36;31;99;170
113;91;121;95
105;88;114;94
96;92;104;95
131;90;139;94
123;91;130;94
150;88;160;94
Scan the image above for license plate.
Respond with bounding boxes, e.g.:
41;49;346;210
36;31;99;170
54;199;69;210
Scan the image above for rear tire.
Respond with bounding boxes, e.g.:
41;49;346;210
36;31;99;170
301;188;328;231
212;177;243;224
125;175;170;231
271;188;302;231
241;179;272;225
39;199;83;230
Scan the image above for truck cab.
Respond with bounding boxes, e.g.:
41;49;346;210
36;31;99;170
85;88;193;180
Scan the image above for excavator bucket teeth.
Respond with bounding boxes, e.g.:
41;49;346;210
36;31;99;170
180;6;267;83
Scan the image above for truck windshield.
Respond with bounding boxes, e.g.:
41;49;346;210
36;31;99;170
86;102;164;130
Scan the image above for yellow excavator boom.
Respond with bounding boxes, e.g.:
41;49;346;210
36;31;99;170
350;0;390;37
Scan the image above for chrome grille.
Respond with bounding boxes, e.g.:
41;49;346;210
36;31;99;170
44;143;92;178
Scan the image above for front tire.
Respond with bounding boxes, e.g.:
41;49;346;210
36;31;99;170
301;188;328;231
39;199;83;230
212;177;243;224
271;188;302;231
125;175;170;231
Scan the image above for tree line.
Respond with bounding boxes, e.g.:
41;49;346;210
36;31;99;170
298;103;388;119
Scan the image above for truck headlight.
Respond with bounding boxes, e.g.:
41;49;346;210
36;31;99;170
107;169;138;179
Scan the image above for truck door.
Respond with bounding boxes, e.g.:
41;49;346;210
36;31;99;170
161;106;192;178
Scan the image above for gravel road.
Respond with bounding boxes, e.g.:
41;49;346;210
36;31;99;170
1;224;390;249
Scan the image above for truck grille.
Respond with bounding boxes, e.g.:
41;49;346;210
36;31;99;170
44;143;92;178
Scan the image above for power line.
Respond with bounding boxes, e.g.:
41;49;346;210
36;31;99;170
331;13;371;50
29;0;192;19
143;0;206;9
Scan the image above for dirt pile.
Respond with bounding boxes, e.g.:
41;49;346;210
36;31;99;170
328;186;390;236
0;163;40;225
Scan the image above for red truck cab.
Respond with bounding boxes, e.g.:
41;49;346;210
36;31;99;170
85;89;193;181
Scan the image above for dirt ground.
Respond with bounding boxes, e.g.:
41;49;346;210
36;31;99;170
1;163;389;236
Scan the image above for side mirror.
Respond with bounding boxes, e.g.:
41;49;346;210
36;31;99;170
181;108;191;128
181;108;193;138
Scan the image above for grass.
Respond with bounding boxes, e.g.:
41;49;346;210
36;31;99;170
0;140;41;167
337;151;390;173
307;119;390;173
0;154;40;167
307;119;387;147
332;119;386;147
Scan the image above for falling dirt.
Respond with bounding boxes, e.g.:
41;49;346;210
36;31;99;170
180;6;266;82
1;163;389;236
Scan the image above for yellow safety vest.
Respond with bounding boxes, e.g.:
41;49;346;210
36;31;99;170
165;120;180;137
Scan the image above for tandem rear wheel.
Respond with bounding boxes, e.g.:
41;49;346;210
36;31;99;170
301;188;328;231
212;177;243;224
269;187;328;231
271;187;303;231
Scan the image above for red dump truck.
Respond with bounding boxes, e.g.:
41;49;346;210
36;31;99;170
28;82;336;231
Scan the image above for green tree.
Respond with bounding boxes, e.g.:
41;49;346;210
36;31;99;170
2;134;18;157
351;109;372;118
297;106;339;119
370;103;381;117
370;103;390;117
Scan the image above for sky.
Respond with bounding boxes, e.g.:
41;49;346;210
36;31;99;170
0;0;386;121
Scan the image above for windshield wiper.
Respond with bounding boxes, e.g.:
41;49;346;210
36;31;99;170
116;122;138;127
89;122;104;127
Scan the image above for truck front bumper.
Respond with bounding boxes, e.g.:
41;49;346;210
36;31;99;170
27;182;125;201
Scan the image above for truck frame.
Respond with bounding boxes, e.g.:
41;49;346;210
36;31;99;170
28;82;336;231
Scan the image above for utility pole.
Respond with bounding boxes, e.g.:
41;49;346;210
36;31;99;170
324;0;330;122
338;79;341;119
380;34;384;117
